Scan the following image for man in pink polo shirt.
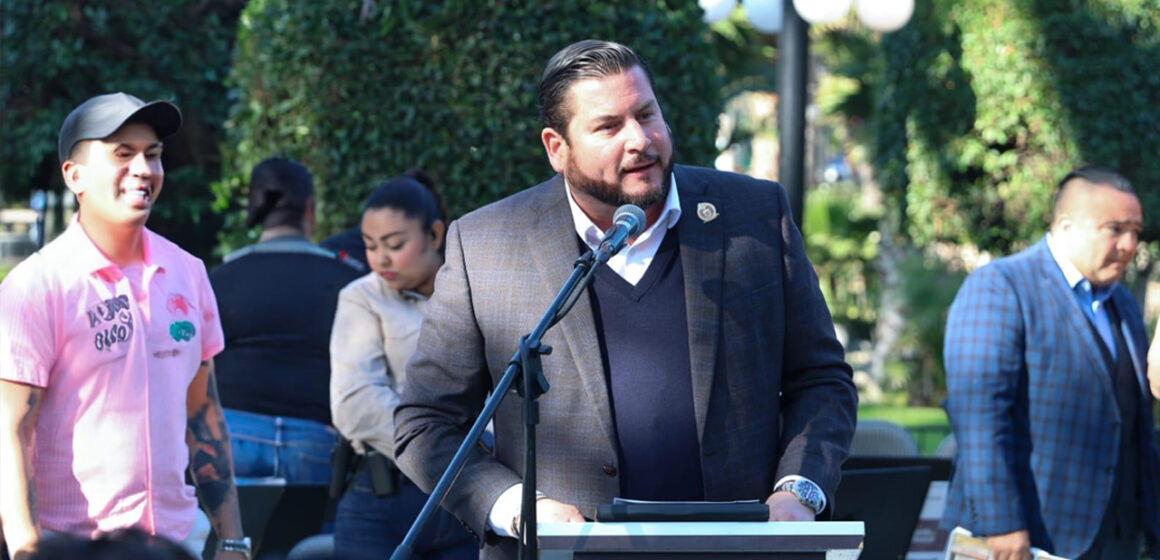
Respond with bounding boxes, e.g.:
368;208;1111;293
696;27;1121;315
0;93;250;560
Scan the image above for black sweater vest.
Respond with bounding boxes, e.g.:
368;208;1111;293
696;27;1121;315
587;229;704;500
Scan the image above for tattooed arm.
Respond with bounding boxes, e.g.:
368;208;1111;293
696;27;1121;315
0;380;44;560
186;359;246;559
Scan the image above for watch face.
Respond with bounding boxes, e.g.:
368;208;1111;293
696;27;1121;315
781;480;822;512
796;480;822;507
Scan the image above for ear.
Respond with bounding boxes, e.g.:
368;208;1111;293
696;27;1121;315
541;127;569;173
428;220;446;252
1055;214;1074;233
61;160;86;196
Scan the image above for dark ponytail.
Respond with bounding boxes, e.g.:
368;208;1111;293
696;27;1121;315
363;168;446;230
246;158;314;229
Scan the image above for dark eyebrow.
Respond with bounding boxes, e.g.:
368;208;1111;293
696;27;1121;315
590;99;658;128
115;141;164;151
1102;219;1143;229
362;230;407;243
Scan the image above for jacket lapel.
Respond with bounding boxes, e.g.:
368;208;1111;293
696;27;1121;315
523;176;617;446
1034;241;1115;378
674;167;724;442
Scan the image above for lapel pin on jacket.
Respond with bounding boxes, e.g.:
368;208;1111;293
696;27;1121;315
697;202;718;223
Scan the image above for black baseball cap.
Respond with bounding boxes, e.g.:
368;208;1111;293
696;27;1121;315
57;92;182;163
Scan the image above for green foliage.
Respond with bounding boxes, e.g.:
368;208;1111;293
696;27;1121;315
707;6;778;99
803;182;881;328
0;0;243;261
889;252;966;405
217;0;722;252
869;0;1160;253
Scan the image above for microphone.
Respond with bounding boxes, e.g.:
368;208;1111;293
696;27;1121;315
593;204;647;265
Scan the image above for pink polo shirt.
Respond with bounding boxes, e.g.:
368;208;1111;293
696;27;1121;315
0;222;224;541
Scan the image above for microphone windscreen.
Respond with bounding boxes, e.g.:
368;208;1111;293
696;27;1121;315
613;204;647;237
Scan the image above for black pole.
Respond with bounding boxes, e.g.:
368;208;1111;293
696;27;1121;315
778;0;808;228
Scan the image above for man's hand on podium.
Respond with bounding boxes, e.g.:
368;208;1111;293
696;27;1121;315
537;498;586;524
513;497;586;539
765;492;815;521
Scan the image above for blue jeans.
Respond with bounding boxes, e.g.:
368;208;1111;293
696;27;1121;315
335;470;477;560
224;408;336;486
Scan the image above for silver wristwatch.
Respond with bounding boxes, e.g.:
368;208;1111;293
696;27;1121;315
773;478;824;514
218;537;252;559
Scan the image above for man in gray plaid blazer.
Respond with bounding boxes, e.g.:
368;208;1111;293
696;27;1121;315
393;40;857;559
943;166;1160;560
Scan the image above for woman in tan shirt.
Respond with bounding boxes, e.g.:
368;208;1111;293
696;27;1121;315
329;170;476;560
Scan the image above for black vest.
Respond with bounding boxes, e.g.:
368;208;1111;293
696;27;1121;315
1090;301;1141;536
587;229;704;501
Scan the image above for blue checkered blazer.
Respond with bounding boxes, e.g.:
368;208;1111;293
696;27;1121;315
941;238;1160;558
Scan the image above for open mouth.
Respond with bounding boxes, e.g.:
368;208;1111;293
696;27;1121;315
622;159;658;174
124;185;152;204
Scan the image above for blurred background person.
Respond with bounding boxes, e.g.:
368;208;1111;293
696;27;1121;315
210;157;361;486
943;166;1160;560
328;170;476;560
320;224;368;273
27;528;197;560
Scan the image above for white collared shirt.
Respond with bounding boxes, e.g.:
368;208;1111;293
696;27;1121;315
1045;233;1118;358
564;173;682;285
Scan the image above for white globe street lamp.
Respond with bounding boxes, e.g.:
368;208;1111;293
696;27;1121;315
698;0;913;226
791;0;852;25
698;0;737;24
701;0;914;33
855;0;915;32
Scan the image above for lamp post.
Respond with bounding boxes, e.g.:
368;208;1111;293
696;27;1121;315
778;0;807;224
700;0;914;225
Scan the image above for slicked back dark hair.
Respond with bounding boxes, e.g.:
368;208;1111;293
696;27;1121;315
538;40;654;137
1052;165;1137;222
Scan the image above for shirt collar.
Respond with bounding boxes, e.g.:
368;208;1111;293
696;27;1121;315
1045;232;1114;302
564;172;682;249
371;272;429;304
64;217;164;281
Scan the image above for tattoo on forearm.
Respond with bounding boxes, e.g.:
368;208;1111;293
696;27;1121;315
21;392;39;431
195;479;239;537
187;369;234;513
21;391;41;523
26;477;38;521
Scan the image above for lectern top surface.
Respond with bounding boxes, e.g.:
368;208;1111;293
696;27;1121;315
537;521;865;538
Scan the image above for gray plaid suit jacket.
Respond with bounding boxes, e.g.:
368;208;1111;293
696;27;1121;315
942;239;1160;558
394;165;857;559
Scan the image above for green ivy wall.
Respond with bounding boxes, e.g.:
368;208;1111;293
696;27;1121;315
215;0;722;251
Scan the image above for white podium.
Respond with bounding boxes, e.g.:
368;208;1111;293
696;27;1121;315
538;521;864;559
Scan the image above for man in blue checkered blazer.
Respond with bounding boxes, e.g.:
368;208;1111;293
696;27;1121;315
943;166;1160;560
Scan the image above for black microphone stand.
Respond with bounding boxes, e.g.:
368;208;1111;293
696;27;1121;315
391;249;604;560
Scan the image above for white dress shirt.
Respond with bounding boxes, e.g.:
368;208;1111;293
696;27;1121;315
565;174;682;285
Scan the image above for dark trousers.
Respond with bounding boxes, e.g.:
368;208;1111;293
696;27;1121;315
334;470;476;560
